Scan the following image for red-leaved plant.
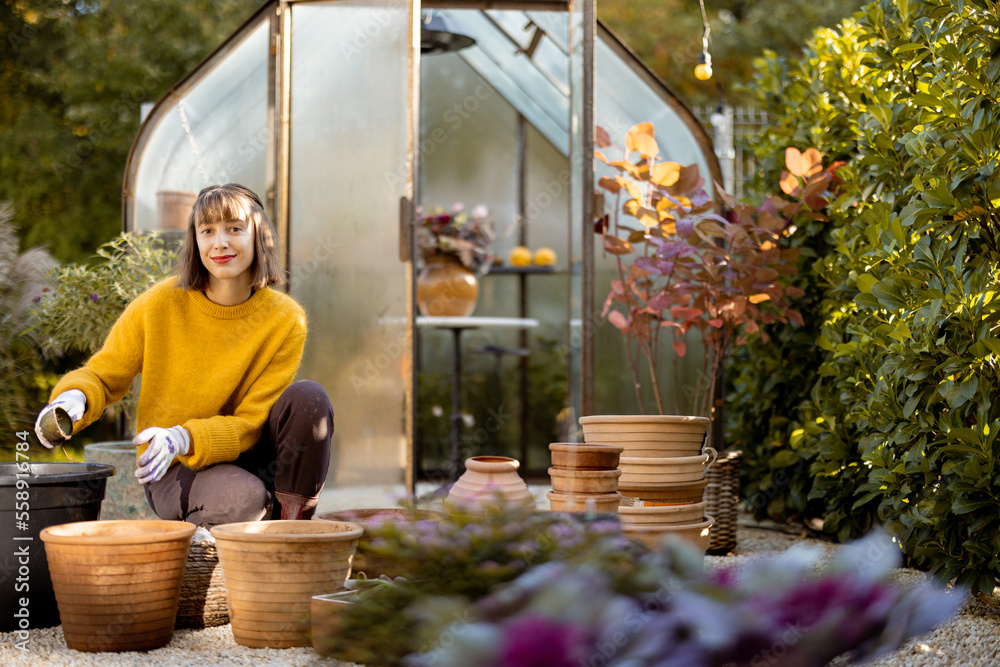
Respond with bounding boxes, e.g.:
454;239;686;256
595;122;833;433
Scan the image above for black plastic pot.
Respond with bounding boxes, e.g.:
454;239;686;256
0;462;115;631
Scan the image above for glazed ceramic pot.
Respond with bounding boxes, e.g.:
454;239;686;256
579;415;709;457
447;456;534;509
1;463;114;632
618;479;708;505
313;508;440;579
311;590;358;657
416;255;479;317
546;490;622;513
619;448;718;486
40;519;195;651
210;520;362;648
548;443;622;470
84;442;158;520
624;515;715;554
548;467;622;494
617;501;707;525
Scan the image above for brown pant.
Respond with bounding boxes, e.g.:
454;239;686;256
144;380;334;527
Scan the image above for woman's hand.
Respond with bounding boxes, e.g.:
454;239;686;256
133;425;190;485
34;389;87;449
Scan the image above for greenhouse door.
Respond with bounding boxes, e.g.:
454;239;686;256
284;0;418;488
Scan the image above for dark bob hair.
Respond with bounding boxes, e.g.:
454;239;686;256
176;183;284;290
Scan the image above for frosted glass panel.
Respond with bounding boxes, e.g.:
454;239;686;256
134;22;269;231
290;0;412;486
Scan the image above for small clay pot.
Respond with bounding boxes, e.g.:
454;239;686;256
618;479;708;504
549;443;622;470
617;501;707;525
40;519;196;652
210;520;363;648
546;490;622;513
624;515;715;554
619;448;718;485
36;406;74;446
548;467;622;494
447;456;534;509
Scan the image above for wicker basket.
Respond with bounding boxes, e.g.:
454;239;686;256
175;530;229;628
704;449;742;553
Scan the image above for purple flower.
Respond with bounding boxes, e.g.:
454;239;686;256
32;295;40;303
90;293;99;302
498;614;588;667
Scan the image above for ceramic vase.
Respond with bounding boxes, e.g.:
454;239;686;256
40;519;195;651
210;520;362;648
416;255;478;317
447;456;534;509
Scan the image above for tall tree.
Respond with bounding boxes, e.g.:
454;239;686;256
598;0;869;107
0;0;264;263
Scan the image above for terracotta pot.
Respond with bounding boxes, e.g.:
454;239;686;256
580;415;709;457
156;190;198;231
549;443;622;470
619;448;718;485
313;508;440;579
40;519;196;651
548;467;622;494
617;501;707;525
447;456;534;509
619;479;708;505
416;255;479;317
545;490;622;513
311;590;357;657
210;520;363;648
624;515;715;554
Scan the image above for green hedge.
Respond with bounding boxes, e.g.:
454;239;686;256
729;0;1000;591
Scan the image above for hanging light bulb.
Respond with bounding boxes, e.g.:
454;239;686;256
695;51;713;80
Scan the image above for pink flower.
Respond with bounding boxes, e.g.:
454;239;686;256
498;614;588;667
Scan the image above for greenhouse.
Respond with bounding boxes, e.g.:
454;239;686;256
123;0;719;489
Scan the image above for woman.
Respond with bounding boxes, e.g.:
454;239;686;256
34;183;332;525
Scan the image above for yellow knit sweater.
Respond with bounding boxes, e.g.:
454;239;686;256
51;277;307;470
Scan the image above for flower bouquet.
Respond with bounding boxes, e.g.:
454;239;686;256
416;203;494;274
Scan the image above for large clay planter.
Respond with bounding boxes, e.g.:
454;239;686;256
549;443;622;470
618;501;707;525
546;490;622;513
579;415;709;457
84;442;158;520
313;508;440;579
40;519;195;651
619;479;708;505
619;448;718;486
548;467;622;494
447;456;534;509
156;190;198;231
416;255;479;317
624;515;715;554
210;520;362;648
1;462;114;631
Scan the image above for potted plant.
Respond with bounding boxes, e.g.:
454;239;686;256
590;122;834;550
415;203;494;317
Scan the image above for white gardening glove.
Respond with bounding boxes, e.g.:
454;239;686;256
133;425;190;485
34;389;87;449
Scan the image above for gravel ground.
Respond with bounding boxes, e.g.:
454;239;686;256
2;489;996;666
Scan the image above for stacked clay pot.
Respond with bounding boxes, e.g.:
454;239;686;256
578;416;716;552
546;443;623;513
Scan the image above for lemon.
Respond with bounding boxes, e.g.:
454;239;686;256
533;247;557;266
509;246;532;267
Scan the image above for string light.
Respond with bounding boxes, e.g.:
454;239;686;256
695;0;713;81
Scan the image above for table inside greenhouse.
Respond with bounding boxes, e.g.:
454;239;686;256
417;316;539;482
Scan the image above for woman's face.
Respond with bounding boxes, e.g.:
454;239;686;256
196;211;255;288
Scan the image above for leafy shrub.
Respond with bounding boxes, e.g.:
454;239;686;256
730;0;1000;591
0;203;57;445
